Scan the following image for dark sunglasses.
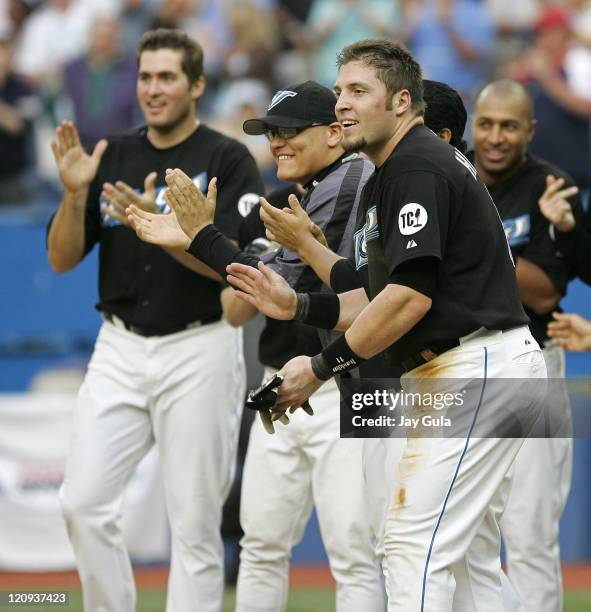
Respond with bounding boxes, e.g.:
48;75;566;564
263;123;323;142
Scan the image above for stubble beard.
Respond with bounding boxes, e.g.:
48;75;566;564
147;101;195;136
342;134;367;154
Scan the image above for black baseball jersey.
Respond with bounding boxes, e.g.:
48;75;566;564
48;124;263;332
354;125;528;367
469;153;576;345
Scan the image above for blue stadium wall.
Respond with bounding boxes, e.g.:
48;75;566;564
1;213;590;564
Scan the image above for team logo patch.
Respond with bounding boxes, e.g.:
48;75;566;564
354;206;379;270
238;193;260;217
267;90;297;110
100;171;208;227
503;214;531;247
354;227;367;270
398;203;428;235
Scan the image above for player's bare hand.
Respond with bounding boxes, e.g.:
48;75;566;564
101;172;157;226
547;311;591;352
275;355;323;413
50;121;107;194
126;205;191;249
260;194;323;252
538;175;578;232
164;168;216;240
226;261;297;320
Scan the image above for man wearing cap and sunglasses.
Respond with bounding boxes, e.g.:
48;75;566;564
126;80;386;612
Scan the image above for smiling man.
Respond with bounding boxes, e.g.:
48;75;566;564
46;29;263;612
471;79;578;612
226;40;547;611
125;80;385;612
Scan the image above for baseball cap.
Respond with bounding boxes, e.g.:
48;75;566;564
243;80;337;136
535;7;570;33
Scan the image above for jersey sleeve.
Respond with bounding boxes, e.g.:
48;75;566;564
555;201;591;286
379;170;448;276
213;142;264;240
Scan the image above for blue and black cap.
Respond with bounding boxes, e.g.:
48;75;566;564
243;80;337;135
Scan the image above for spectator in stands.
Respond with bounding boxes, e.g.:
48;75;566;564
513;6;591;192
223;2;280;87
118;0;159;55
486;0;540;77
402;0;495;105
548;311;591;351
151;0;232;85
63;15;140;151
303;0;401;87
14;0;117;87
0;31;39;203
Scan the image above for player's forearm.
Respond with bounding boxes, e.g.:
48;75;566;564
164;247;223;282
221;286;258;327
297;234;345;288
516;257;561;314
334;288;370;331
345;284;431;358
47;189;88;273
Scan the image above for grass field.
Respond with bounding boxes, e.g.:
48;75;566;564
1;566;589;611
0;588;590;612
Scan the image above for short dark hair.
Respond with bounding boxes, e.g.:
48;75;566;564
336;39;425;115
137;28;204;84
423;80;468;153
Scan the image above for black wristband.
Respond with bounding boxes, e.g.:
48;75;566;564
294;293;310;322
293;292;340;329
330;258;362;292
311;334;365;380
188;224;260;279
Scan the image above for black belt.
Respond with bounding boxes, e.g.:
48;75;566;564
401;338;461;373
102;312;221;337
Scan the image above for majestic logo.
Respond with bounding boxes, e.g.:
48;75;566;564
238;193;260;218
406;239;418;249
398;203;428;235
503;214;531;247
267;90;297;110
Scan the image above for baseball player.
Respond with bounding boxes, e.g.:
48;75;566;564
127;82;386;612
471;79;577;612
226;39;547;612
46;29;263;612
256;76;525;612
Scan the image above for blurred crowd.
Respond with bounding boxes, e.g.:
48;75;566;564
0;0;590;202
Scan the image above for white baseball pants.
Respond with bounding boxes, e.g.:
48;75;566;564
236;373;385;612
60;319;245;612
382;326;547;612
500;343;572;612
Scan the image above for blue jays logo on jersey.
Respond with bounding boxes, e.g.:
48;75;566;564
101;172;208;227
355;206;379;269
267;90;297;110
503;214;531;247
